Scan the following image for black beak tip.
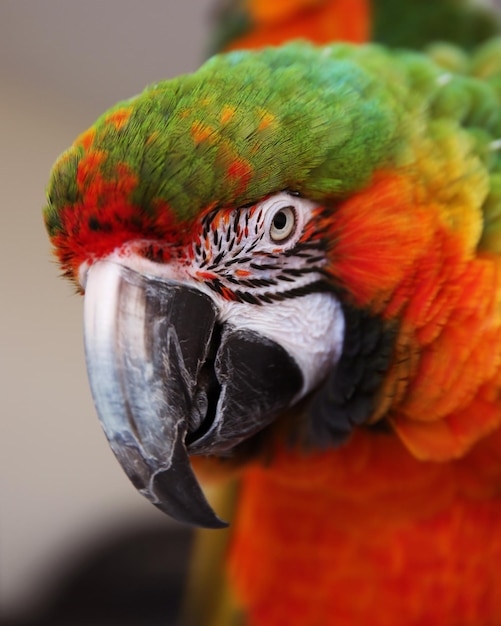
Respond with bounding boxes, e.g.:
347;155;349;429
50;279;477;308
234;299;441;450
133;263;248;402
147;463;229;529
154;499;229;529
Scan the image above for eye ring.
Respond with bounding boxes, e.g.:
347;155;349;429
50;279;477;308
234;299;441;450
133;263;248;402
269;205;297;242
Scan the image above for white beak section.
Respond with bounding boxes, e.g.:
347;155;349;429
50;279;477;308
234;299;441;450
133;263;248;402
83;260;228;528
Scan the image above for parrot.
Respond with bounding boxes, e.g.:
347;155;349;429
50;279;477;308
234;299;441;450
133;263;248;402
43;0;501;624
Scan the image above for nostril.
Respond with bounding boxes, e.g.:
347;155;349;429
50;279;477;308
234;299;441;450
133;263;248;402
138;242;174;264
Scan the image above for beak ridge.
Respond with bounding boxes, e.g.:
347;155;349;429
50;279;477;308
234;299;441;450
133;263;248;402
84;261;227;528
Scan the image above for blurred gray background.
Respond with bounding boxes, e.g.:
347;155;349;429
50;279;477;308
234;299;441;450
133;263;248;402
0;1;214;622
2;0;501;623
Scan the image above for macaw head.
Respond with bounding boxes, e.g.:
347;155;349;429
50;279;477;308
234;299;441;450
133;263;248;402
44;41;501;527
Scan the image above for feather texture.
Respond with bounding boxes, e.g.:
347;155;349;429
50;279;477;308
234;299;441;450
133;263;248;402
43;3;501;624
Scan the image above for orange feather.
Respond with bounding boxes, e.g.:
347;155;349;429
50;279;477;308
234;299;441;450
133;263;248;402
223;0;370;50
228;429;501;626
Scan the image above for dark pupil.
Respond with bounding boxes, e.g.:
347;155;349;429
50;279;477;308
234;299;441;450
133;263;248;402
273;209;289;230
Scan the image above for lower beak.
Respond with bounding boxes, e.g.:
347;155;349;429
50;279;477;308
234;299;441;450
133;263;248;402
83;260;303;528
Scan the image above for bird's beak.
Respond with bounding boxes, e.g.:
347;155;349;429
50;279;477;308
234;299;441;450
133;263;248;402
83;260;303;528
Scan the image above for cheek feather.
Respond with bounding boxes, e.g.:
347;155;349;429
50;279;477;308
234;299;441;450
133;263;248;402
328;172;435;311
330;169;501;461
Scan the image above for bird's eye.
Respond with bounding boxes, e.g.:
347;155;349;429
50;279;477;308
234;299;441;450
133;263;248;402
269;205;296;242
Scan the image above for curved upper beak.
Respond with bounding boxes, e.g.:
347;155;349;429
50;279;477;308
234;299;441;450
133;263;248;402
83;260;303;528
